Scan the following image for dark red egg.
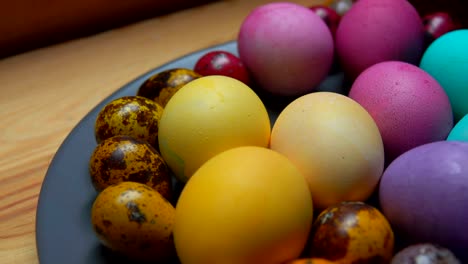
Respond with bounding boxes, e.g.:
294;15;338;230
194;51;251;86
423;12;461;40
309;5;341;38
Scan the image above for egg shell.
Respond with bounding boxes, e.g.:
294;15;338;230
158;75;271;182
137;68;201;108
238;2;334;96
307;201;394;263
270;92;384;210
379;141;468;262
391;243;461;264
420;29;468;121
94;96;164;147
335;0;425;80
173;146;313;264
448;114;468;141
89;135;172;200
349;61;453;162
91;181;176;262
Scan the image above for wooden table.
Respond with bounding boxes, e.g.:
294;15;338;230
0;0;317;263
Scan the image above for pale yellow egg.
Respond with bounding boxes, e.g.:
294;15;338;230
270;92;384;210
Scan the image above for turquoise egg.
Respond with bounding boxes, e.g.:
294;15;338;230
420;29;468;121
448;114;468;142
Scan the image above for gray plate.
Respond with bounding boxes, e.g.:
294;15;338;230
35;41;347;264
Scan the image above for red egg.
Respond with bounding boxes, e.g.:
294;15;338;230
423;12;461;40
349;61;453;162
194;51;251;86
309;5;341;38
307;201;394;263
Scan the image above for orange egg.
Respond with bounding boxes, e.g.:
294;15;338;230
173;146;313;264
306;201;394;263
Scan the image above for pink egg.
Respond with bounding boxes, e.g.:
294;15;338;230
336;0;425;80
349;61;453;162
238;2;334;96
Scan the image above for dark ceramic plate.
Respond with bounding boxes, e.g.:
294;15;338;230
35;41;347;264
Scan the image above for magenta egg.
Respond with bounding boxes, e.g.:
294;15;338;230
238;2;334;96
379;141;468;262
336;0;425;80
348;61;453;161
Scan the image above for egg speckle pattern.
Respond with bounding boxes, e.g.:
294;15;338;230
137;68;201;107
307;202;394;264
89;135;172;200
91;181;176;262
94;96;164;147
270;92;384;209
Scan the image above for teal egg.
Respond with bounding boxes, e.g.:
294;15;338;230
420;29;468;121
448;114;468;141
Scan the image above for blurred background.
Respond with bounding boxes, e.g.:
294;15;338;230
0;0;466;59
0;0;215;58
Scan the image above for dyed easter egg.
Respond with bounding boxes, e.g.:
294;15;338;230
336;0;425;80
158;76;270;182
238;2;334;96
349;61;453;161
379;141;468;262
420;29;468;121
270;92;384;210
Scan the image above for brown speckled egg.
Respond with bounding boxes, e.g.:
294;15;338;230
89;135;172;200
91;181;176;262
307;201;394;264
137;68;201;107
94;96;163;147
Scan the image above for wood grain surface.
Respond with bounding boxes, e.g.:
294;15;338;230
0;0;317;263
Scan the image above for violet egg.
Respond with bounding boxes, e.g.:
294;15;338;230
238;2;334;96
336;0;425;80
349;61;453;162
379;141;468;262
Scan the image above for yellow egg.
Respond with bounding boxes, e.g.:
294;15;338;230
158;75;271;182
173;146;313;264
270;92;384;210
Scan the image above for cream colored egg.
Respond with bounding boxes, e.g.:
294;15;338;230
270;92;384;210
158;75;271;182
174;146;313;264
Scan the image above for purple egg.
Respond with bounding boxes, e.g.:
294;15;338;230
349;61;453;162
238;2;334;96
336;0;425;80
379;141;468;262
